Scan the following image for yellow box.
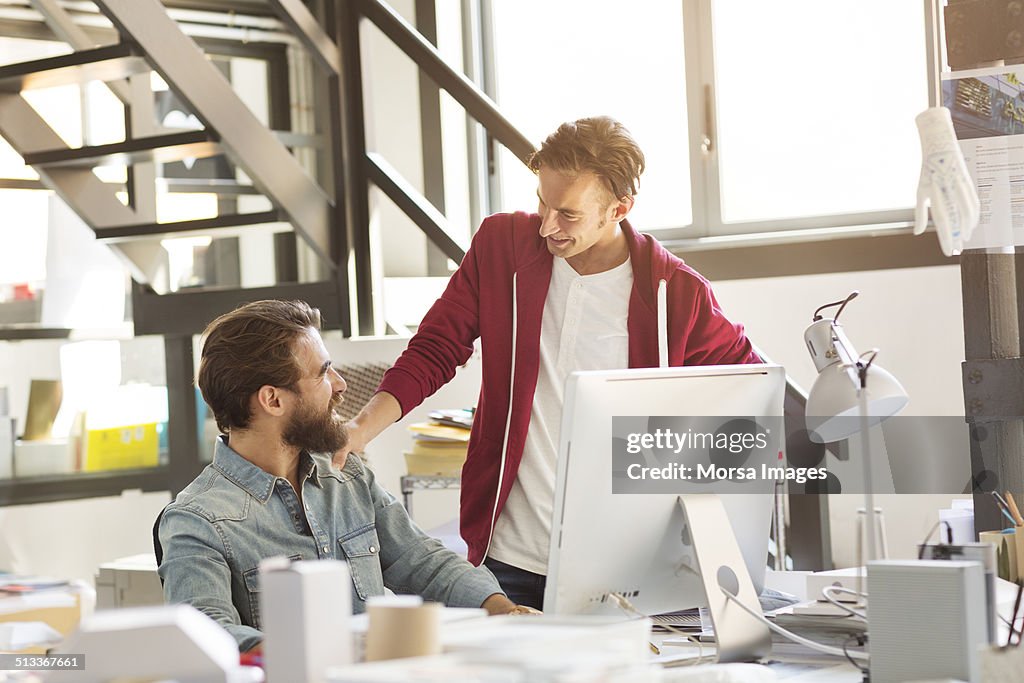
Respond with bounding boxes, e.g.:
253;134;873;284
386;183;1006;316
84;423;159;471
404;450;466;478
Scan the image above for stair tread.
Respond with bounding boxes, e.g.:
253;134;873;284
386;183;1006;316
0;43;149;92
94;210;285;242
23;131;221;168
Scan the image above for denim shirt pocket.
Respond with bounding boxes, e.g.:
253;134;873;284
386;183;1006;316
338;525;384;601
242;553;301;627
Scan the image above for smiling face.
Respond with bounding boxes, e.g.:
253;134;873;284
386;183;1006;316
536;166;633;274
279;328;349;454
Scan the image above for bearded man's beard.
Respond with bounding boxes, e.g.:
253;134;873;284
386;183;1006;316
282;393;348;454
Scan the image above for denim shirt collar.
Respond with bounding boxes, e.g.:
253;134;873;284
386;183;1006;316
212;435;324;503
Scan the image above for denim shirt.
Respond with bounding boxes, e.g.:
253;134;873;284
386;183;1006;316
158;437;502;651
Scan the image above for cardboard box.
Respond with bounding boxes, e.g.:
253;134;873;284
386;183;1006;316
13;439;75;477
84;423;159;471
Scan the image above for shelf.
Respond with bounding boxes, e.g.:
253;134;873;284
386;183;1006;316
401;474;461;491
0;467;171;506
0;323;136;341
0;326;70;341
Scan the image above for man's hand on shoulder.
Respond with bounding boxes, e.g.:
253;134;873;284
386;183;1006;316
482;593;542;616
332;392;403;469
332;421;367;469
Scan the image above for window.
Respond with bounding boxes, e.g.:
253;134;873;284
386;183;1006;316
489;0;691;231
489;0;932;239
710;0;928;228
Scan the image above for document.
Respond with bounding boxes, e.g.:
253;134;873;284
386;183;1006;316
942;65;1024;249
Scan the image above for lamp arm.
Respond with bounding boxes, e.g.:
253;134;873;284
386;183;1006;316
830;324;863;389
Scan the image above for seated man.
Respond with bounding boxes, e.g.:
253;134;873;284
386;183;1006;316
157;299;522;652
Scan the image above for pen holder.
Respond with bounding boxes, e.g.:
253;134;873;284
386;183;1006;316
981;643;1024;682
980;530;1019;583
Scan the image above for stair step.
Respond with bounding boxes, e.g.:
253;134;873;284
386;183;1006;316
94;210;285;243
23;130;222;168
0;43;148;92
161;178;260;195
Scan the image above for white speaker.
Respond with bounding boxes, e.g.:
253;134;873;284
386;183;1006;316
868;559;987;683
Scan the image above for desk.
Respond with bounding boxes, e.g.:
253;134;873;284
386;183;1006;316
0;582;87;655
649;632;861;681
327;614;863;682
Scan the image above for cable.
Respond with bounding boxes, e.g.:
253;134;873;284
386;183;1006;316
917;520;955;559
821;586;868;620
718;586;869;662
608;592;713;665
843;634;870;675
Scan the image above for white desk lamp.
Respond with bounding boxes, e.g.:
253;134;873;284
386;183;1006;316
804;291;908;562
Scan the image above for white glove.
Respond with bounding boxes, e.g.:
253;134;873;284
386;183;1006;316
914;106;980;256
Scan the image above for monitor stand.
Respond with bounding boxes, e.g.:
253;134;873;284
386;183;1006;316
678;494;772;663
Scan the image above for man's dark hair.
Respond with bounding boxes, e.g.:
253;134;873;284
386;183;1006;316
197;299;321;433
527;116;646;201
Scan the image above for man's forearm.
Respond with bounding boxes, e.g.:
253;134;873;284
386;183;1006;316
346;391;402;452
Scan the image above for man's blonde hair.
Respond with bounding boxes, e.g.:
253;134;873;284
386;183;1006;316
528;116;646;201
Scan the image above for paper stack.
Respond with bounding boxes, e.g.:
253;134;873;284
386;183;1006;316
404;410;473;477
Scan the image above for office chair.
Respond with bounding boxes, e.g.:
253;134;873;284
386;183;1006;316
153;506;167;586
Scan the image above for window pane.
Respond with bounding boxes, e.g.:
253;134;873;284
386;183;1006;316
491;0;690;230
712;1;928;224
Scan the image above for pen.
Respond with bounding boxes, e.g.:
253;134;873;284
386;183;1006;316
992;493;1017;527
1006;492;1024;527
993;491;1012;514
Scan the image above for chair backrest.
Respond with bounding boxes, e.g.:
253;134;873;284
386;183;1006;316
153;506;167;585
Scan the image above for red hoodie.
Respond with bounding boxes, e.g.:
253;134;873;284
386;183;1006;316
378;211;758;565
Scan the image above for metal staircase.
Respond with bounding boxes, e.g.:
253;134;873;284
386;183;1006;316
0;0;333;294
0;0;531;334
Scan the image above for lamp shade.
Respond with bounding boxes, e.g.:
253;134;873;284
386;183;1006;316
806;362;909;443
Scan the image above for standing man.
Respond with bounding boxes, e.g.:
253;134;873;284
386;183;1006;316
339;117;758;609
158;300;525;653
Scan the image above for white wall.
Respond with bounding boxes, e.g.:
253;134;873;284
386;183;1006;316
0;490;170;584
712;263;970;567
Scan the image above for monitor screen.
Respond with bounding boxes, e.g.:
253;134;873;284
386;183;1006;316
544;364;786;617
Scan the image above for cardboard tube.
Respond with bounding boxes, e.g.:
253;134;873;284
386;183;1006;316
364;596;441;662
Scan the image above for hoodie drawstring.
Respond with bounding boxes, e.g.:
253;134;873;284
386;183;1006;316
657;279;668;368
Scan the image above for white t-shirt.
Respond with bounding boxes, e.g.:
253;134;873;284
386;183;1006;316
487;255;633;574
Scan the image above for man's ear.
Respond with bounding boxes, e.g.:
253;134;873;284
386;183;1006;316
610;194;634;223
254;385;288;418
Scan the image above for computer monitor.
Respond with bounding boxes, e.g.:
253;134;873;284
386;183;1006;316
544;364;786;620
